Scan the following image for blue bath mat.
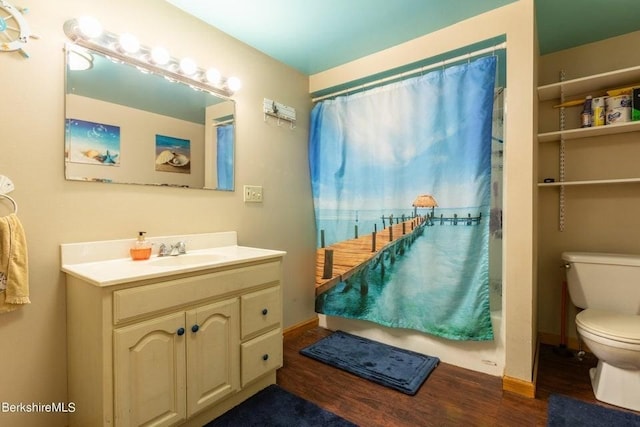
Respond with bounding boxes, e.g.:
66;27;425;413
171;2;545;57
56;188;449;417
300;330;439;395
204;384;356;426
547;394;640;426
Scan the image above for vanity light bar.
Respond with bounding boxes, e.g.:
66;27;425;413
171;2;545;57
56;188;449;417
63;17;240;98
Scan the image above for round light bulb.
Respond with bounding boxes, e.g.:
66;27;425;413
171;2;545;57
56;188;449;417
179;57;197;75
77;16;103;39
205;68;221;85
68;47;93;71
118;33;140;54
150;46;170;65
227;76;242;92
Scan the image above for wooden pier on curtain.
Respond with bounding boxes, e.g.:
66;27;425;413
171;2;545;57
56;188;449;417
315;216;428;296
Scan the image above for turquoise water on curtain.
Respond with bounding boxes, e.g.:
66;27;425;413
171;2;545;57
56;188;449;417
315;207;492;341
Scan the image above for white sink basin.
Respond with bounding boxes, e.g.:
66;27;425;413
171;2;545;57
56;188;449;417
148;253;227;267
61;232;286;287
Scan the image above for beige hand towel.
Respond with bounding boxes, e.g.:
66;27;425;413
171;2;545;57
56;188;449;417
0;213;30;313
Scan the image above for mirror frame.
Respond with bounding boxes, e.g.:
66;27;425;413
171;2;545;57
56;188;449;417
64;44;235;191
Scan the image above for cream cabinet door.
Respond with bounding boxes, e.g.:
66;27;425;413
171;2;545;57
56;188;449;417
114;312;187;427
185;297;240;417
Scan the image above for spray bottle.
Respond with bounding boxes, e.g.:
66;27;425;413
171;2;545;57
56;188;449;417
581;95;593;128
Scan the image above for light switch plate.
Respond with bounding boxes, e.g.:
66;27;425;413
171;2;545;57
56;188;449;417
243;185;263;203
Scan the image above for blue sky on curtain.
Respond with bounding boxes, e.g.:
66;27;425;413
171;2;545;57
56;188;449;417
309;56;497;340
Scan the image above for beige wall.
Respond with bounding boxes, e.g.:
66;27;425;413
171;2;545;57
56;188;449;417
311;0;538;383
0;1;314;426
537;30;640;343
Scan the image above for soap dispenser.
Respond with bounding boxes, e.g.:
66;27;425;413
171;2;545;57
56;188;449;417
130;231;152;261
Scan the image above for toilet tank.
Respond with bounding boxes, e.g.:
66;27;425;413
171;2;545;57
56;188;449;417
562;252;640;315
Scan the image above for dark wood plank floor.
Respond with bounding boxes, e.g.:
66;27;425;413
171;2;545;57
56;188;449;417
276;327;605;427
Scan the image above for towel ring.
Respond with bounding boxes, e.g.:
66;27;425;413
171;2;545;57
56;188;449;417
0;194;17;214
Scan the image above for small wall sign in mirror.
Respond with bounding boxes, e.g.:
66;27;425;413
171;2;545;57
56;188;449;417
0;0;38;58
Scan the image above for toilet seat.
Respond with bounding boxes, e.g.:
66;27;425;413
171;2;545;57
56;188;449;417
576;309;640;345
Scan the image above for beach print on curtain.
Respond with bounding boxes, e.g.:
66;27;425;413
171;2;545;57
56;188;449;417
309;56;497;340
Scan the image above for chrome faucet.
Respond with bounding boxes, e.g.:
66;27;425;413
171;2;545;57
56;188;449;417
158;241;187;257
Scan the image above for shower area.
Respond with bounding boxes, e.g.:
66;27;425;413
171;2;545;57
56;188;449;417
310;40;505;375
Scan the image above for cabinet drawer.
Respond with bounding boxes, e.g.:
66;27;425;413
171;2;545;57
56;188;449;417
113;262;280;324
241;328;282;387
241;286;281;339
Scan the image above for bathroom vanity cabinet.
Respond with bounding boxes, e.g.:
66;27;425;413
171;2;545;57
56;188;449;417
62;234;285;427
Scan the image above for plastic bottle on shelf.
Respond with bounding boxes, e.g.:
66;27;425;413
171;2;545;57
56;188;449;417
581;95;593;128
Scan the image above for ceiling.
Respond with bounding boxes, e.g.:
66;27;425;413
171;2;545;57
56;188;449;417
166;0;640;76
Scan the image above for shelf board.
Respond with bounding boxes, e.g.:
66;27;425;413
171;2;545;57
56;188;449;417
538;121;640;142
538;64;640;101
538;178;640;187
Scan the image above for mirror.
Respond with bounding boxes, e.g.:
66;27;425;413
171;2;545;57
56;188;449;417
64;46;235;191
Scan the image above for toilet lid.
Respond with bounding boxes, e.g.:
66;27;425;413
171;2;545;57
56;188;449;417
576;309;640;344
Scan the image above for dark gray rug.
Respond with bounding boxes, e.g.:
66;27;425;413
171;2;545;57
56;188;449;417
547;394;640;426
299;330;439;395
204;384;356;427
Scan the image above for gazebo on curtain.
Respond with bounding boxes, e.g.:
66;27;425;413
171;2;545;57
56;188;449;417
412;194;438;218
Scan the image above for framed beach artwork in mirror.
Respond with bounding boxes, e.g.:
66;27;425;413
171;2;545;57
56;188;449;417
64;45;235;190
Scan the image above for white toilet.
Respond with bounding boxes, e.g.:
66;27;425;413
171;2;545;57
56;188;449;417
562;252;640;412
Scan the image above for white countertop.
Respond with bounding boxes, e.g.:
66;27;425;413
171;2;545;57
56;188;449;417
60;232;286;287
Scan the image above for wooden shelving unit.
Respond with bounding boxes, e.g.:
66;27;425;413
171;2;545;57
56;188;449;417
537;65;640;229
538;120;640;143
538;64;640;101
538;178;640;187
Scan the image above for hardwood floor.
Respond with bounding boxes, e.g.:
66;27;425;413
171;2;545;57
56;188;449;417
276;327;605;426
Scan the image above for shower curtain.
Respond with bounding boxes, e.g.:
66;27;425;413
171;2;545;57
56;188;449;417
216;124;234;190
309;56;497;340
